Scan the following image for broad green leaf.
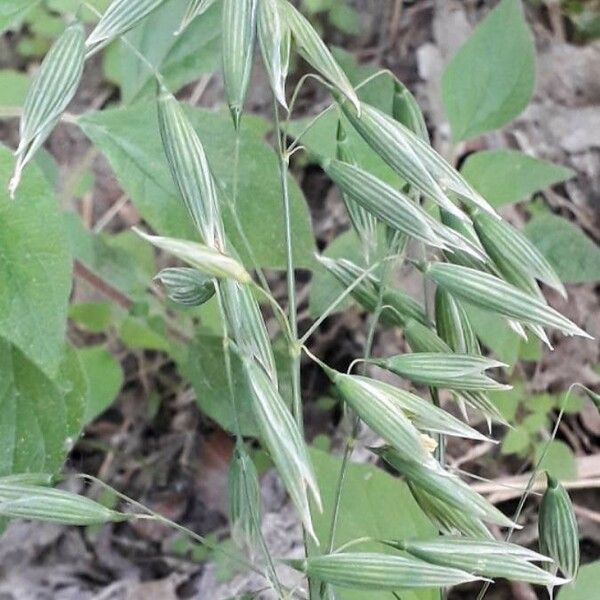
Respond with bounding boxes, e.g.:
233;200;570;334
0;146;72;377
501;426;530;456
78;104;316;269
78;346;124;423
178;336;258;437
525;214;600;283
442;0;535;140
69;302;114;333
534;440;577;482
328;4;360;34
105;0;221;103
0;0;41;33
119;315;171;353
309;447;437;600
65;212;155;300
0;69;29;108
558;561;600;600
0;341;86;476
461;150;574;208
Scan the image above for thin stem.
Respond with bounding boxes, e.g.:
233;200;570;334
299;255;399;346
250;281;295;346
284;73;331;132
475;384;581;600
273;97;313;600
285;69;395;155
273;100;302;427
75;474;260;576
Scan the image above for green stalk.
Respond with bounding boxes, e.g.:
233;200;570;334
273;100;302;430
76;473;261;576
325;232;404;556
273;98;313;599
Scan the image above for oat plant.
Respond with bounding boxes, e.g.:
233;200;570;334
3;0;591;599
